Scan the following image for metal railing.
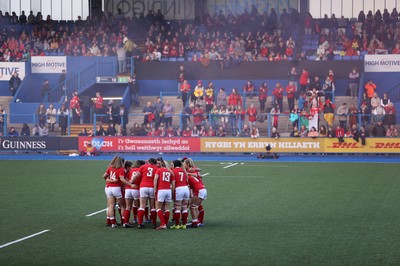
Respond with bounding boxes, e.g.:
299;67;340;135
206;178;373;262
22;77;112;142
1;112;397;138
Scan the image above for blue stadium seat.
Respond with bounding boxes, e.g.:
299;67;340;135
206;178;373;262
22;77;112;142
343;56;351;60
177;57;185;61
334;55;342;60
169;57;177;61
161;58;168;62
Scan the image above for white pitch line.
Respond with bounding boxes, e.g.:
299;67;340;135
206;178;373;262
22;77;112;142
223;163;238;169
202;173;210;176
0;230;50;249
86;208;107;217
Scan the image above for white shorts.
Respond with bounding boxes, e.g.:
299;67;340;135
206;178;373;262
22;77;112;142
140;187;155;198
175;186;190;201
197;188;207;200
157;189;172;203
105;187;123;199
125;189;140;200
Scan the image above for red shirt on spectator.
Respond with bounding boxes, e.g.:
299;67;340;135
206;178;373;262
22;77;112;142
247;106;258;122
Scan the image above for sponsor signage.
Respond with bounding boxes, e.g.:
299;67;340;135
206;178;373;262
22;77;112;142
364;54;400;72
104;0;195;20
0;137;77;151
201;138;324;153
77;137;400;154
324;138;400;153
78;137;201;153
0;62;26;81
31;56;67;73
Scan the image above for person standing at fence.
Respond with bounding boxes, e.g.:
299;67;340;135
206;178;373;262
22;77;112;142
46;103;57;133
177;65;186;99
36;103;46;128
129;74;140;107
348;67;360;99
163;100;175;129
70;91;81;124
117;104;128;132
9;72;21;97
92;92;104;120
57;103;69;135
180;80;191;107
41;79;50;99
59;69;67;96
0;106;5;134
116;43;127;74
153;97;164;129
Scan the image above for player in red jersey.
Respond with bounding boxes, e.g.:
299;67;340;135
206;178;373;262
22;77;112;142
153;159;175;230
131;158;159;229
170;160;190;229
103;156;130;228
122;160;145;227
184;158;207;228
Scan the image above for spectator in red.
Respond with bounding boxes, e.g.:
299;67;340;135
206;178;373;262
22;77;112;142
335;125;345;143
177;65;186;97
93;92;104;118
182;126;192;137
193;104;204;130
270;104;280;128
299;68;309;93
243;80;255;99
228;88;242;108
70;91;81;124
247;103;258;128
206;126;216;137
258;82;268;113
204;82;215;114
180;80;191;107
272;82;284;112
286;81;296;112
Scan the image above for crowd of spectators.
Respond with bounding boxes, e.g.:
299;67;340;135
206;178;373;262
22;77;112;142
1;6;399;64
0;7;398;140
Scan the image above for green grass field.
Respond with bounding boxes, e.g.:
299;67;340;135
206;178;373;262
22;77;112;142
0;160;400;265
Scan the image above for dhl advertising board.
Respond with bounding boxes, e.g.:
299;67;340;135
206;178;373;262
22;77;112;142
324;138;400;153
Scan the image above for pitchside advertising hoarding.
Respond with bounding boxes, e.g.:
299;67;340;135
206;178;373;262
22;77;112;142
78;137;400;153
0;62;26;81
364;54;400;72
0;137;77;151
31;56;67;73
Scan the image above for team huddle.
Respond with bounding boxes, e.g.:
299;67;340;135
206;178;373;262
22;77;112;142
103;156;207;229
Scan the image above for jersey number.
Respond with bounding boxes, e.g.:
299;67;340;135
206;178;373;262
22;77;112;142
178;172;185;182
110;171;116;180
146;167;154;177
162;172;171;182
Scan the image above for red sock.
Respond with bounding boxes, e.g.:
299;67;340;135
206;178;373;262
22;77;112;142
145;207;149;221
123;210;130;224
106;218;111;225
150;209;157;225
157;209;165;225
138;209;145;225
174;212;180;226
110;217;116;225
132;206;138;221
198;205;204;223
164;210;170;224
182;211;189;225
